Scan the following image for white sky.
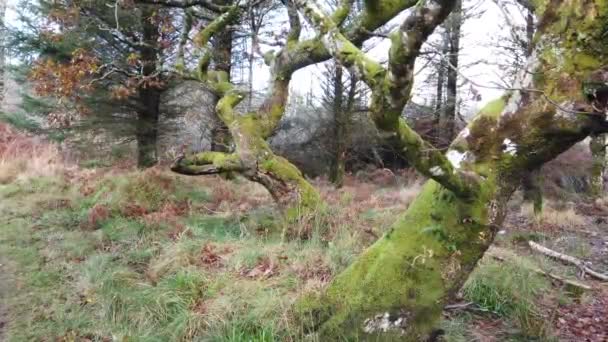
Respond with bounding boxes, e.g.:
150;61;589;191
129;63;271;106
247;0;519;114
5;0;522;113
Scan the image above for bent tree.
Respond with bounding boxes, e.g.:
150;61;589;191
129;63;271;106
165;0;419;220
291;0;608;340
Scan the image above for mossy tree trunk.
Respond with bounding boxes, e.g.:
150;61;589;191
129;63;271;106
169;0;418;221
294;0;608;339
589;134;606;197
210;0;234;154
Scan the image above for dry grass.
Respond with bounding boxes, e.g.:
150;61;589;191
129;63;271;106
520;202;586;228
0;123;66;183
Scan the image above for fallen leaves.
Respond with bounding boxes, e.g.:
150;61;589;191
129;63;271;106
556;291;608;342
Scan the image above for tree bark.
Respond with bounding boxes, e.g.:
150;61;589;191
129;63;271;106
433;30;448;146
329;63;351;188
522;169;543;215
136;6;162;168
521;7;541;209
136;90;161;168
210;0;234;153
440;0;461;146
294;0;608;339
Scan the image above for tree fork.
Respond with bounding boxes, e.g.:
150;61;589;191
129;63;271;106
170;2;324;223
294;0;608;339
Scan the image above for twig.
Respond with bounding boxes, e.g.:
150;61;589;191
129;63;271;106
528;241;608;282
444;302;475;310
427;45;600;116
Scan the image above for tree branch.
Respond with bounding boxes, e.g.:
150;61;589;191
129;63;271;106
136;0;225;11
295;0;477;197
171;152;247;175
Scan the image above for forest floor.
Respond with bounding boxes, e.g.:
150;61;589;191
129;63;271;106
0;125;607;341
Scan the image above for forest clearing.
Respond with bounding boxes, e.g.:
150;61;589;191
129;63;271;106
1;123;607;341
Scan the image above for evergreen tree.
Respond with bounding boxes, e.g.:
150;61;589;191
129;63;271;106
12;0;180;167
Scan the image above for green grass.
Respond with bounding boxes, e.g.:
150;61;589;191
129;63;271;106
0;173;325;341
0;170;574;341
463;259;552;338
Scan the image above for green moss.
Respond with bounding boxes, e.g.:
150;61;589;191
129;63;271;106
479;97;507;119
260;156;323;218
297;180;495;340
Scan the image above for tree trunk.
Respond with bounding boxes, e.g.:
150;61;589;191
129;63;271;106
210;2;234;153
521;7;541;208
136;6;161;168
433;30;448;145
135;95;160;168
440;0;461;147
295;0;608;339
329;63;346;187
589;134;606;197
522;169;543;215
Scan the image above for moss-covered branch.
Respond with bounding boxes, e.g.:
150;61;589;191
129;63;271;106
295;0;608;339
295;0;476;197
332;0;355;26
171;152;246;175
386;0;456;110
285;0;302;46
182;3;241;93
169;1;325;222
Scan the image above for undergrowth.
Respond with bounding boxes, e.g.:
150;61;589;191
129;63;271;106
0;126;588;341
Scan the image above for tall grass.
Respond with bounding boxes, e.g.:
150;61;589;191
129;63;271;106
463;259;551;338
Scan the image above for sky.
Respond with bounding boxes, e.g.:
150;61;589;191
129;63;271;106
5;0;525;114
244;0;523;115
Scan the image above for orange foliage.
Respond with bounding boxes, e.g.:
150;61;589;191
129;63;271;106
29;48;99;109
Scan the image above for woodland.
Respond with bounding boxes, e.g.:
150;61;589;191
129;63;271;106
0;0;607;341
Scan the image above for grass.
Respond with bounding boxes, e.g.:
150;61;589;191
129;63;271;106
0;131;590;341
520;202;586;228
462;258;553;339
2;169;583;341
0;167;396;341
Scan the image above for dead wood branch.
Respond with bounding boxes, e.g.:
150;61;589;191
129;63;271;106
528;241;608;282
486;246;593;290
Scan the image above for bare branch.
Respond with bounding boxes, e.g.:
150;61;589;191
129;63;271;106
136;0;225;11
295;0;479;198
